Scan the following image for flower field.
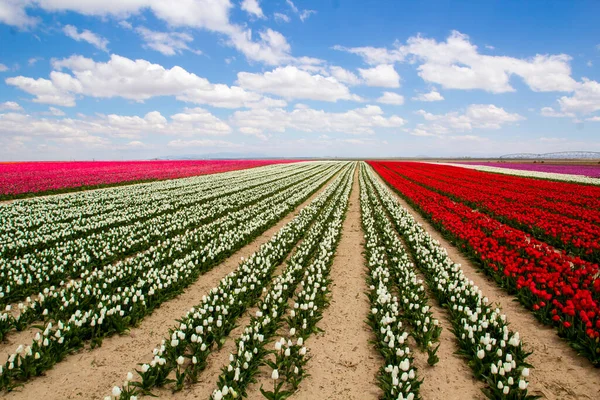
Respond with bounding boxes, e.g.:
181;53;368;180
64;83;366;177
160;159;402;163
0;160;598;400
460;162;600;178
0;160;295;199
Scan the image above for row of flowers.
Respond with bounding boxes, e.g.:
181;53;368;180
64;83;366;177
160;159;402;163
0;163;350;390
364;163;534;399
441;162;600;186
370;161;600;366
384;162;600;262
0;163;319;256
0;164;330;306
359;166;422;400
0;160;297;198
212;165;353;400
361;164;442;364
108;165;353;399
0;164;334;311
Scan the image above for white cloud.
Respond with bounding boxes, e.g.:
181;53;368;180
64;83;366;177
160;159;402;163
286;0;316;22
135;27;199;56
358;64;400;88
274;13;290;23
412;89;444;102
7;54;285;109
63;25;109;52
333;44;405;65
0;0;38;28
232;104;406;135
329;66;361;85
586;116;600;122
0;108;231;148
241;0;265;19
119;20;133;29
48;107;65;116
28;57;43;66
377;92;404;105
0;64;8;72
0;101;23;111
237;66;360;102
540;106;574;118
337;31;577;93
7;1;295;66
226;27;293;65
5;75;77;106
412;104;524;136
299;9;316;22
168;139;242;148
557;78;600;114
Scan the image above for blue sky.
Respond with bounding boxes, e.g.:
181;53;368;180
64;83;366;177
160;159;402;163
0;0;599;160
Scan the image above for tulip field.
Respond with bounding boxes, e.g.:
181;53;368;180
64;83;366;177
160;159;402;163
0;160;599;400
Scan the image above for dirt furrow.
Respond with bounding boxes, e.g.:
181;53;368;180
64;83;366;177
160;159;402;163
374;173;600;400
290;168;383;400
3;174;337;400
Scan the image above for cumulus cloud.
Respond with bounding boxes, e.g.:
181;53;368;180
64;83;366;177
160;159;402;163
329;66;361;86
337;30;577;93
63;25;109;51
358;64;400;88
557;78;600;114
0;107;231;152
241;0;265;19
411;104;524;136
0;101;23;111
0;0;38;28
376;92;404;105
412;89;444;102
6;54;286;109
5;1;296;66
237;66;361;102
232;104;406;135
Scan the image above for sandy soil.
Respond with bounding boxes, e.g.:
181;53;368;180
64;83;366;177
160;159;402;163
289;168;383;400
3;175;336;400
373;173;600;400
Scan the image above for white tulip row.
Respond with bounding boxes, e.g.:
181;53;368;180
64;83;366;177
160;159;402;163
360;164;442;366
212;164;353;399
0;163;350;390
359;168;421;400
364;163;533;399
434;162;600;186
0;163;335;306
0;162;307;230
111;164;354;397
0;163;318;252
0;163;344;342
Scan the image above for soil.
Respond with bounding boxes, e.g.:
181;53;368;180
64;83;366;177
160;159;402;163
290;168;383;400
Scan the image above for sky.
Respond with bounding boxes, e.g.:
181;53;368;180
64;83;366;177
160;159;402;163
0;0;599;160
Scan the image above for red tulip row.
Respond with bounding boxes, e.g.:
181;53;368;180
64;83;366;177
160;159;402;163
383;162;600;263
405;163;600;226
369;161;600;366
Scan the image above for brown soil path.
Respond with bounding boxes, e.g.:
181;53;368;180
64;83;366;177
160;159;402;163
290;167;383;400
373;172;600;400
3;174;338;400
